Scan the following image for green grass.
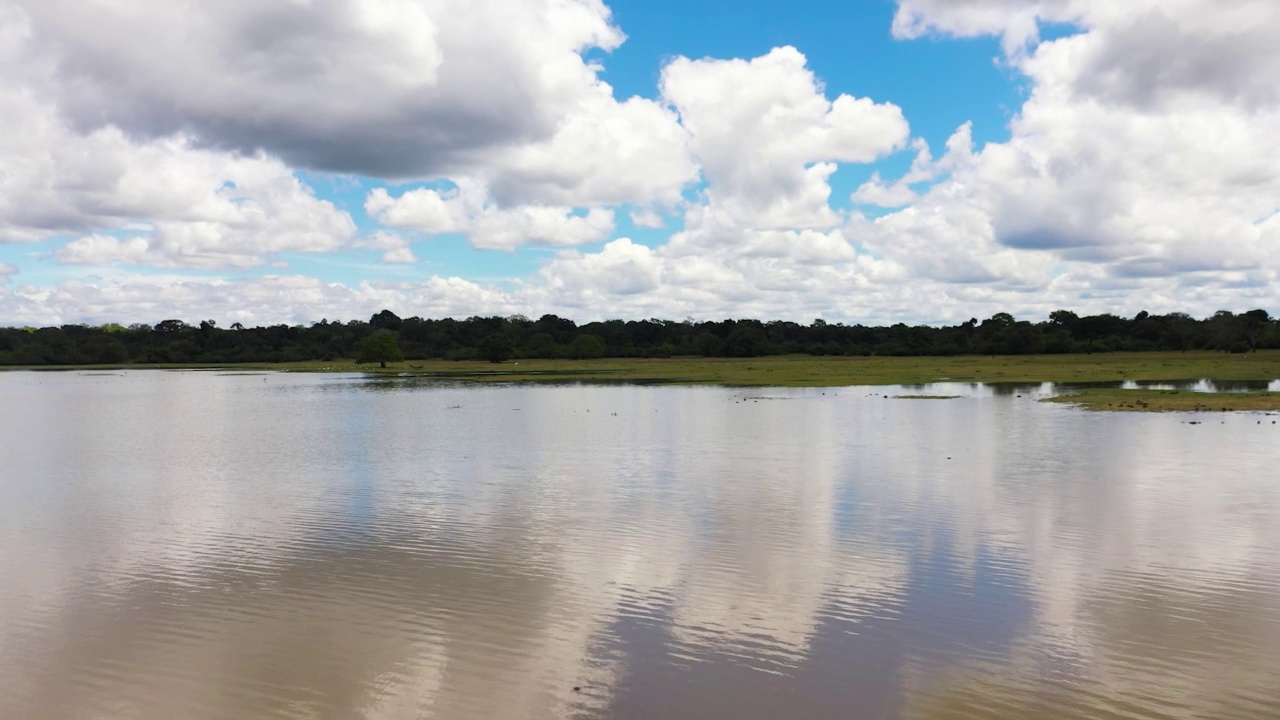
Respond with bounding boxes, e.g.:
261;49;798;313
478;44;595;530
13;351;1280;412
1044;388;1280;412
11;350;1280;387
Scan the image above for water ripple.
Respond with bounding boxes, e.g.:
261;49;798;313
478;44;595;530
1;372;1278;719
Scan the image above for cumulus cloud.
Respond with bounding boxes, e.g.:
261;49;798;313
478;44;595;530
466;207;614;252
354;232;418;265
852;125;975;208
498;46;914;320
0;262;14;284
492;93;698;207
366;183;615;251
0;274;526;328
8;0;696;210
629;209;667;229
365;186;473;236
1070;3;1280;110
4;0;1280;326
662;46;910;229
858;0;1280;300
0;111;357;269
16;127;359;270
890;0;1089;53
0;7;356;269
55;236;152;267
13;0;612;176
528;0;1280;323
542;238;662;300
518;46;916;320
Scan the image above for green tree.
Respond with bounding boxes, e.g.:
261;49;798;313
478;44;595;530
357;330;404;368
522;332;557;358
723;326;769;357
478;334;514;363
1049;310;1079;327
369;309;402;331
570;334;605;359
1241;309;1271;351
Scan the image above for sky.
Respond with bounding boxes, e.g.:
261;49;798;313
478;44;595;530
0;0;1277;327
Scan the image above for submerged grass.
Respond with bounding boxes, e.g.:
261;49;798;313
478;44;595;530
1044;388;1280;412
13;350;1280;388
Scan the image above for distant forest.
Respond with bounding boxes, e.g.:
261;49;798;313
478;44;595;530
1;309;1277;366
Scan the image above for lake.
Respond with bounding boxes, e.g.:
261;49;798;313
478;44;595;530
2;371;1278;719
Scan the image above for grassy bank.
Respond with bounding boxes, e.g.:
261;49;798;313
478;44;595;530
1044;388;1280;412
11;350;1280;387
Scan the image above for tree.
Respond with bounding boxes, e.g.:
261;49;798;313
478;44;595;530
1241;309;1271;351
723;326;769;357
369;309;403;331
478;334;514;363
154;319;189;334
357;330;403;368
1049;310;1079;327
570;334;605;359
523;332;557;358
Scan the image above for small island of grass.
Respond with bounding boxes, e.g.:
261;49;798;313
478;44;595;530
1044;388;1280;412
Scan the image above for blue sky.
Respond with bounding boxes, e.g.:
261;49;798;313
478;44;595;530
295;0;1025;285
603;0;1021;145
0;0;1276;326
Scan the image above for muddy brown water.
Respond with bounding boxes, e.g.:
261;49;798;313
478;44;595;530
2;371;1278;719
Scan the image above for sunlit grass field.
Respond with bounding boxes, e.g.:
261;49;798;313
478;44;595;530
17;350;1280;383
17;351;1280;410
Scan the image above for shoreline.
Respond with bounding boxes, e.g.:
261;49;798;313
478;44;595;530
5;351;1280;411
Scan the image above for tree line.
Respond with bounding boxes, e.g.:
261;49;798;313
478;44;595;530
1;308;1277;366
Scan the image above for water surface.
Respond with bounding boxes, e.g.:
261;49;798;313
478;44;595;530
2;371;1278;719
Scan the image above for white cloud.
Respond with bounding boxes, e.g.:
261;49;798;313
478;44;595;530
0;13;356;269
857;0;1280;300
17;129;358;270
0;115;357;269
55;235;153;267
365;186;473;235
355;231;418;265
367;183;615;251
850;173;919;209
3;1;1280;325
5;256;1277;330
662;46;910;229
891;0;1089;53
11;0;620;177
852;126;975;208
7;0;697;211
0;262;14;284
469;207;615;251
541;238;662;299
507;46;915;320
0;274;523;328
629;208;667;229
492;93;698;207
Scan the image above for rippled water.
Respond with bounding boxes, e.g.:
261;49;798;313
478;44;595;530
2;371;1279;719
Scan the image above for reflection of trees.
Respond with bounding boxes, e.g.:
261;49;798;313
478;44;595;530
1207;378;1273;392
986;382;1043;396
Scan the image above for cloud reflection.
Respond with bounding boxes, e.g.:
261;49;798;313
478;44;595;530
0;373;1277;719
